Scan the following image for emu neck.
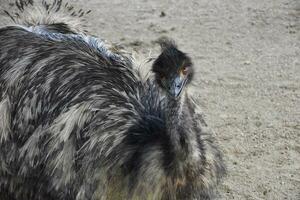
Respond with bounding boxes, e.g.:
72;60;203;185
165;92;188;157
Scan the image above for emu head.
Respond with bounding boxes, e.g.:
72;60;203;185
152;39;194;98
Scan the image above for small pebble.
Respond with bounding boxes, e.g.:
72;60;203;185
255;121;262;127
263;190;268;195
160;11;166;17
244;60;251;65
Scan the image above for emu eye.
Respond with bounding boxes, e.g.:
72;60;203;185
181;66;188;75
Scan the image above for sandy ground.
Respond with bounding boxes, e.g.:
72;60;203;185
1;0;299;199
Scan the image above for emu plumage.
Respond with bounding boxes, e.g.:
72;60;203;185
0;1;225;199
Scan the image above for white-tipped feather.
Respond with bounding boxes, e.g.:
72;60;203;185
0;1;225;199
1;0;90;34
0;97;11;143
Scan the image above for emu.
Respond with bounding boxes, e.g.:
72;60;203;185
0;1;225;199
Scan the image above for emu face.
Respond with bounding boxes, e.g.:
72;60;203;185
152;41;194;98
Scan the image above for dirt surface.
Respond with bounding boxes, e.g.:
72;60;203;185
1;0;299;199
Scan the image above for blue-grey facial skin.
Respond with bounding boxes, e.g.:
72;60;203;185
169;75;187;98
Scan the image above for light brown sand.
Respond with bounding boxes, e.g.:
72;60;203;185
0;0;299;199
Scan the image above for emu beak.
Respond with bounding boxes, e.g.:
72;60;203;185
169;75;187;98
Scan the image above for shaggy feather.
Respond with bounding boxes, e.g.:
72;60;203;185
1;0;90;34
0;1;225;199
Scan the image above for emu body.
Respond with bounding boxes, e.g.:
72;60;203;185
0;1;225;199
